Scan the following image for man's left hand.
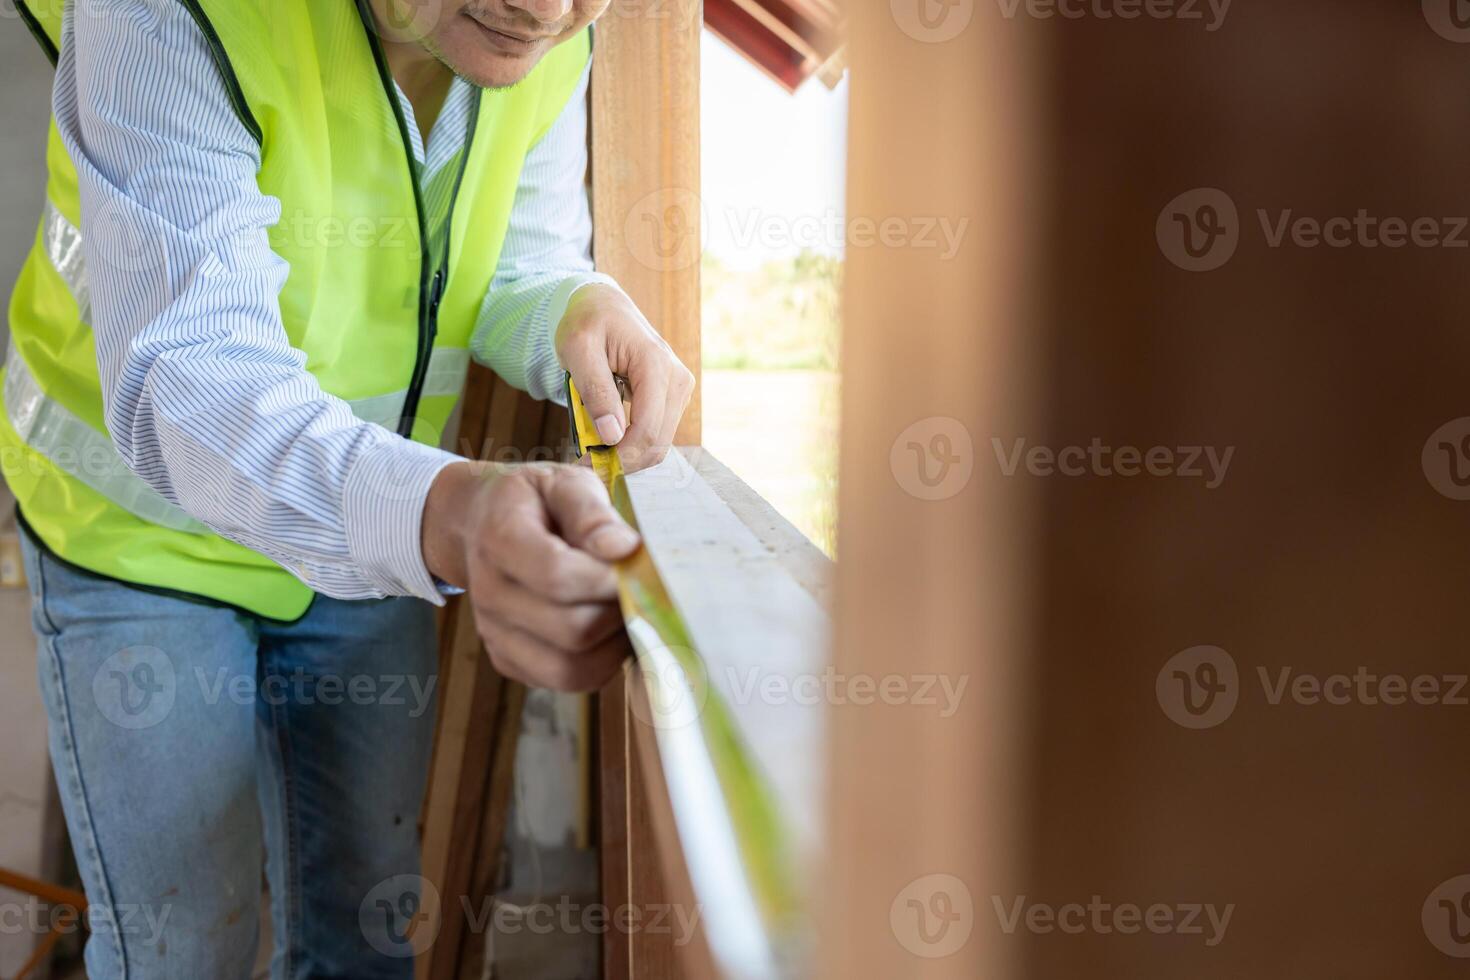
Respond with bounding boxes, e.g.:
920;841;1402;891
555;284;695;472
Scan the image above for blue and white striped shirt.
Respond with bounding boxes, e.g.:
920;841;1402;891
51;1;617;605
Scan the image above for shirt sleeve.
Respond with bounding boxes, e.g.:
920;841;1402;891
470;57;623;406
54;0;457;604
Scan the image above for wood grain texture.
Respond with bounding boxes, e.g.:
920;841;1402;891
828;2;1470;979
625;673;720;980
590;0;702;445
590;5;702;977
600;449;834;979
824;0;1040;974
453;681;528;980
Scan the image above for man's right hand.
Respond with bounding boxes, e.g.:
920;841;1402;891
421;461;639;691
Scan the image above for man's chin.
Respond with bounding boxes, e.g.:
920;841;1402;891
450;49;545;90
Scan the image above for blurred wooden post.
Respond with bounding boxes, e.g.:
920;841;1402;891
829;2;1470;979
590;3;702;978
823;3;1038;979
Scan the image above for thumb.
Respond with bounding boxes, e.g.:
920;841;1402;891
541;466;641;562
566;348;628;448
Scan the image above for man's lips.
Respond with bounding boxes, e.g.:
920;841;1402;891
464;14;553;53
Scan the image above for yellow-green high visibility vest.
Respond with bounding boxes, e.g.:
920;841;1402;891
3;0;589;620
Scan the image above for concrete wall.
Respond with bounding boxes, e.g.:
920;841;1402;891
0;19;60;976
1;17;57;344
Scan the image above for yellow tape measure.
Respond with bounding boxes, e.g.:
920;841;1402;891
564;375;806;974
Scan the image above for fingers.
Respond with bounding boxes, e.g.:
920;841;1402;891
464;465;640;692
475;567;626;653
618;347;671;472
659;361;696;460
562;331;628;447
478;469;626;603
491;515;619;603
477;614;631;692
536;464;641;561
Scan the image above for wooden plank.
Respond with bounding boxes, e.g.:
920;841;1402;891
625;450;829;863
605;449;833;979
596;671;633;980
453;682;528;980
683;448;831;607
590;0;702;445
625;676;720;980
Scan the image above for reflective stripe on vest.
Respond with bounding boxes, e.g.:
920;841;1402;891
4;340;205;532
5;204;474;530
5;340;471;532
43;201;90;323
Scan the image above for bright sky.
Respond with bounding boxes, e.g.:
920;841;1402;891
700;30;849;269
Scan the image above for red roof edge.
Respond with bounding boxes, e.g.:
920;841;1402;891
705;0;846;94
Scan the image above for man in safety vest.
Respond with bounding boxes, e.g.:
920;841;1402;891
5;0;692;974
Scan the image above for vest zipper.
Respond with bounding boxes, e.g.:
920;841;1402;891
397;96;481;437
351;0;479;439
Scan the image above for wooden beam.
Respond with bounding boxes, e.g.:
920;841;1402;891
597;447;833;978
590;4;702;977
590;0;702;445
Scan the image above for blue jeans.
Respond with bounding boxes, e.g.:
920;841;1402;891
19;524;440;979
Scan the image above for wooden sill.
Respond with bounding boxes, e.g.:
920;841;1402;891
602;447;832;980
